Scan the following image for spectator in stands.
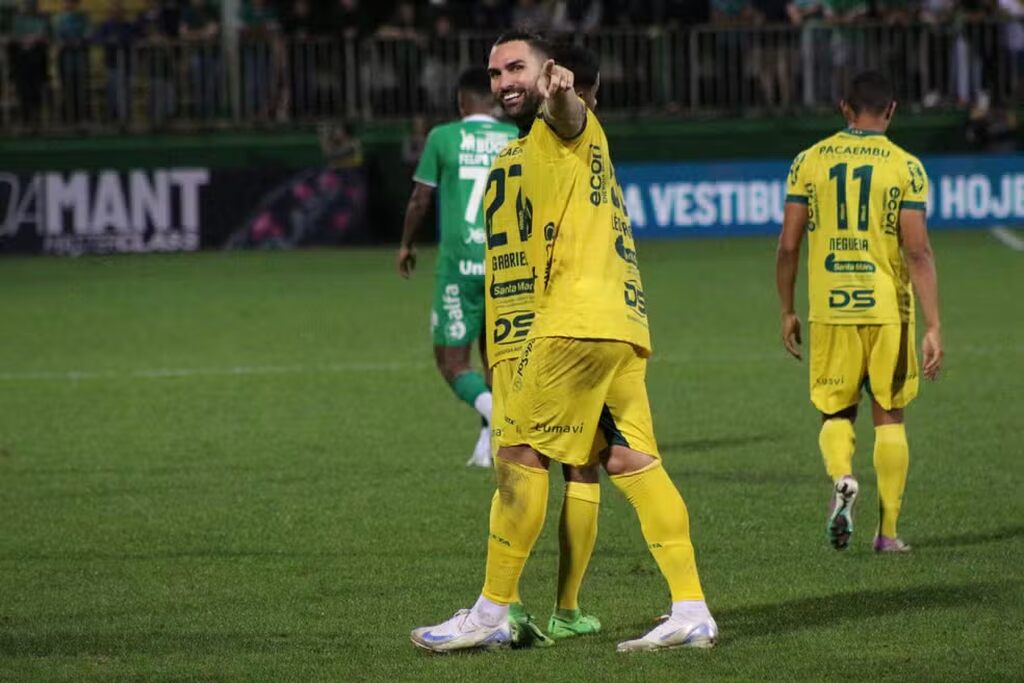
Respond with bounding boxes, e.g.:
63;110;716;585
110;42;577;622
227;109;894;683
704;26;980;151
751;0;794;108
920;0;955;106
94;0;137;125
377;0;421;40
998;0;1024;99
331;0;376;39
957;0;1000;104
787;0;826;105
469;0;511;31
8;0;49;128
53;0;90;126
180;0;221;121
824;0;868;102
375;2;424;115
876;0;920;101
707;1;757;109
137;0;181;127
240;0;282;120
422;12;460;113
282;0;322;119
511;0;551;32
550;0;604;34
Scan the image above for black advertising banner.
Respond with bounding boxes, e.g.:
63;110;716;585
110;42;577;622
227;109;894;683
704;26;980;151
0;165;368;255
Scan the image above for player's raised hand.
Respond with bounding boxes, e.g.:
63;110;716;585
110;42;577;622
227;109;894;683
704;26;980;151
921;327;943;380
396;244;417;278
537;59;574;100
781;312;802;360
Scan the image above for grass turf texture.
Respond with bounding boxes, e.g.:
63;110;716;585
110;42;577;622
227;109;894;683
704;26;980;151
1;231;1021;682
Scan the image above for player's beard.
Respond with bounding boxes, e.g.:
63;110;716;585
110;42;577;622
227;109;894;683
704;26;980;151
501;87;543;129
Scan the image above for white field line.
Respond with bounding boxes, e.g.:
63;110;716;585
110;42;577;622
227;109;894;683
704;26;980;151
991;226;1024;251
0;345;1018;383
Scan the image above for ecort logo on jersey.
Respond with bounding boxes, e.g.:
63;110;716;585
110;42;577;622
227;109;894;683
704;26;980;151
825;252;876;273
828;288;876;309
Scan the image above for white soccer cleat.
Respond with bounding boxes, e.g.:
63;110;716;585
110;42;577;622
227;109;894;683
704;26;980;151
616;615;718;652
466;426;492;468
827;475;859;550
411;608;511;653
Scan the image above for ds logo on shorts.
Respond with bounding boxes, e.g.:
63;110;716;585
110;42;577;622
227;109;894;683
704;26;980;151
828;288;876;309
494;311;534;345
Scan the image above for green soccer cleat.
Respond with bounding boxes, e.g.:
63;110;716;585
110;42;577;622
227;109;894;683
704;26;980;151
508;603;555;649
547;608;602;640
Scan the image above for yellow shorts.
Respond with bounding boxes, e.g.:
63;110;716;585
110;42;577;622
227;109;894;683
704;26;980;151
809;322;919;414
495;337;659;467
491;358;608;461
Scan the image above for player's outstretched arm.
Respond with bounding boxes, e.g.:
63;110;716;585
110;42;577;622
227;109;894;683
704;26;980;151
776;201;808;360
538;59;586;140
396;182;435;278
900;208;943;379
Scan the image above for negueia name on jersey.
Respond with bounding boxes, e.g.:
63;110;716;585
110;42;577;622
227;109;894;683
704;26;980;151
829;237;869;251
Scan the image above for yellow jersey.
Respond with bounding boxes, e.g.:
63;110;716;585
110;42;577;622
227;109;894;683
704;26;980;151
517;109;651;354
483;137;535;368
786;128;929;325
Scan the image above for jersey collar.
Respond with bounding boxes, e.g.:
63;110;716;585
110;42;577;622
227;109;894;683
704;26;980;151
462;114;498;123
842;127;886;137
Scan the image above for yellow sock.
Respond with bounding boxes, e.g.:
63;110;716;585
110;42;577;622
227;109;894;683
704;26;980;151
610;462;703;602
874;423;909;538
482;459;549;604
556;482;600;611
820;418;856;481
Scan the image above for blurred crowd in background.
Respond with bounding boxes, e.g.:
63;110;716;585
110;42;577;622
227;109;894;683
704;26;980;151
1;0;1021;132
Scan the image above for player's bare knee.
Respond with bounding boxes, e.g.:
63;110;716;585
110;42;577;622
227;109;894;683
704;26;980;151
602;446;657;476
563;463;599;484
872;400;904;426
497;445;550;470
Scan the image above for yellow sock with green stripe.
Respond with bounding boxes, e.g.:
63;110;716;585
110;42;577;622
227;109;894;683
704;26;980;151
610;462;704;601
555;482;600;611
482;459;549;604
820;418;856;482
874;424;910;538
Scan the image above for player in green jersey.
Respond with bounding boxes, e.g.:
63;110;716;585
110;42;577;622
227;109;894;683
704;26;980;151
397;68;518;467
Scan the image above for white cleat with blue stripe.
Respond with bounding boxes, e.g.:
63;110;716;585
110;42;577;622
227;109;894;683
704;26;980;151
411;609;511;653
616;616;718;652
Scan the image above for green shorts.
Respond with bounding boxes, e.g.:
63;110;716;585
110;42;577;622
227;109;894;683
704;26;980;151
431;265;485;347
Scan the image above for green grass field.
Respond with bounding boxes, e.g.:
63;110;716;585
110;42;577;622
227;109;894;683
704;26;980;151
1;231;1022;681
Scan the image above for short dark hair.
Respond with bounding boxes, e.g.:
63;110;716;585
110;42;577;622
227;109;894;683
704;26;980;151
493;29;552;60
551;43;599;89
457;67;492;98
844;71;894;115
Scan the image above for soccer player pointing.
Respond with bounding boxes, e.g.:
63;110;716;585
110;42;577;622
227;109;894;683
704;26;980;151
412;32;717;653
777;70;943;553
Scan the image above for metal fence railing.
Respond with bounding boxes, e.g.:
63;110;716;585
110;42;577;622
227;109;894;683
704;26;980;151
1;19;1020;132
